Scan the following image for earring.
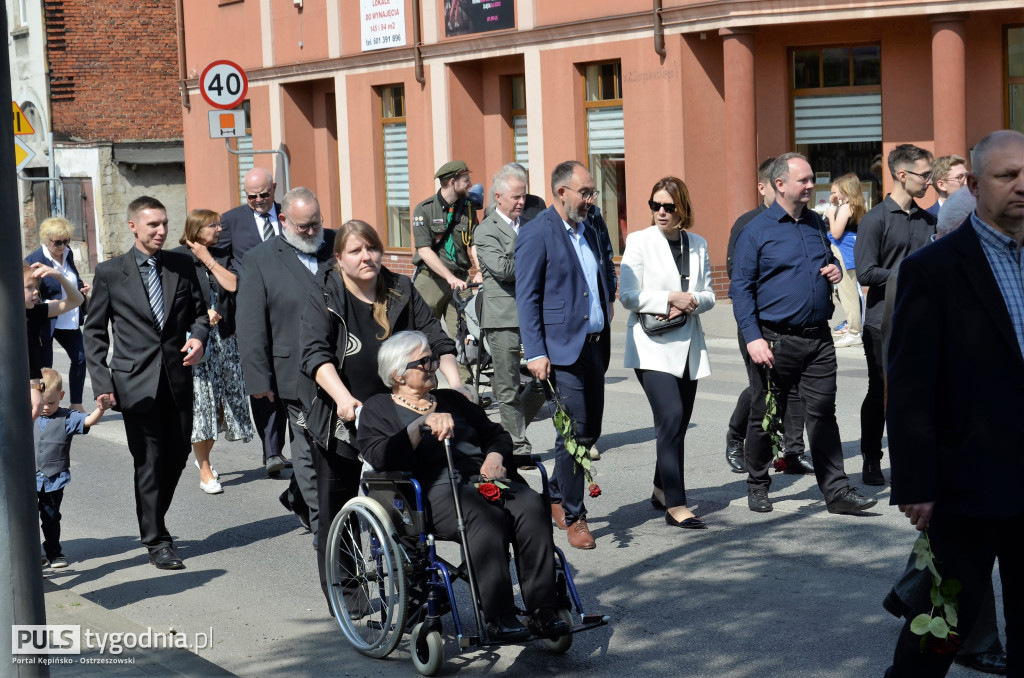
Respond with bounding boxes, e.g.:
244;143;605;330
399;379;405;384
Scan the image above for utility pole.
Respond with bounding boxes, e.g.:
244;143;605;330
1;7;52;677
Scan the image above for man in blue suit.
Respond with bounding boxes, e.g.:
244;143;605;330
515;160;615;550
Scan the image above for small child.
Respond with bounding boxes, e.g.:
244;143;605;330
35;368;109;568
24;262;84;419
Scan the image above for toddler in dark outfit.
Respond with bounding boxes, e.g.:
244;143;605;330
35;368;109;568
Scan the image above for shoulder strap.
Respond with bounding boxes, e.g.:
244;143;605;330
679;230;690;291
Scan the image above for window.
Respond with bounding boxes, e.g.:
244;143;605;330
381;85;410;248
1007;26;1024;133
584;62;627;256
511;75;528;171
233;101;253;204
791;45;883;209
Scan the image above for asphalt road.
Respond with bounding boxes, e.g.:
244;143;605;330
40;301;997;677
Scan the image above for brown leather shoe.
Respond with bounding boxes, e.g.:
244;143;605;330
566;518;596;549
550;503;568;530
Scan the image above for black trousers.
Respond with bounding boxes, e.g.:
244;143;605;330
312;439;363;612
745;326;849;502
860;324;886;461
121;375;190;552
38;488;65;560
43;328;87;405
728;329;807;456
283;399;319;537
887;510;1023;676
635;368;697;508
427;480;557;619
550;339;606;524
250;394;287;464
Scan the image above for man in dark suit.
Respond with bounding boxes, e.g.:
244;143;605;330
236;187;336;538
84;196;209;570
476;163;545;456
218;167;290;476
515;160;615;550
884;130;1024;677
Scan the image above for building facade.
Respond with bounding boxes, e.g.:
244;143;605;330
8;0;186;267
180;0;1024;293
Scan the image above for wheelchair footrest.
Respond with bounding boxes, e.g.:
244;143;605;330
581;614;610;626
458;635;479;649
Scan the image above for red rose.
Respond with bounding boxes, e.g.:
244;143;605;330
478;482;501;502
929;633;961;655
588;483;602;498
772;457;788;472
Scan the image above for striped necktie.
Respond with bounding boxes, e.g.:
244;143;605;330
261;213;274;241
145;256;165;331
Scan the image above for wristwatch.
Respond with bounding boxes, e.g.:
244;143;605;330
30;382;45;392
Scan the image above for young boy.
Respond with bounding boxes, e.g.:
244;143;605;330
36;368;109;568
25;262;84;419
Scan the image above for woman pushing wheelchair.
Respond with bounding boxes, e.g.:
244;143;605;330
356;330;570;641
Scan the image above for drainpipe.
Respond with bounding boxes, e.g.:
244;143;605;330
412;0;425;85
175;0;191;109
653;0;666;58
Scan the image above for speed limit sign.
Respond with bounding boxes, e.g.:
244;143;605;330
200;60;248;110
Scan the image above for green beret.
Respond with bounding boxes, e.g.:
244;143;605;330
435;160;470;181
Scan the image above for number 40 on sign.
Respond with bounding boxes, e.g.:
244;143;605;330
200;60;248;110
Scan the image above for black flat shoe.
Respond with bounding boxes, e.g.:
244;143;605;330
650;493;666;511
149;546;185;570
665;513;706;529
485;615;530;642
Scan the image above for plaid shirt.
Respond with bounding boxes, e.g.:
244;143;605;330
971;212;1024;361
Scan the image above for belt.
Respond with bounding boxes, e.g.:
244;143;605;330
760;321;826;338
584;332;603;344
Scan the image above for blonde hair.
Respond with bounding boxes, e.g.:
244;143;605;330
832;173;867;224
40;368;63;395
179;208;221;245
39;216;74;243
23;262;37;284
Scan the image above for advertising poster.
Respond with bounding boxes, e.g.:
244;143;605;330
361;0;407;51
443;0;515;37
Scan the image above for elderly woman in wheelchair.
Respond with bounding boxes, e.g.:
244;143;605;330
355;330;570;643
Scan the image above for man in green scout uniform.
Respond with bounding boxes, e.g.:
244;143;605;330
412;160;483;353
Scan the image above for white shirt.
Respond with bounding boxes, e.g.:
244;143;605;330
256;207;280;241
41;246;80;329
495;208;519;234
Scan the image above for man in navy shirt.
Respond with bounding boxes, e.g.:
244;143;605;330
730;153;876;516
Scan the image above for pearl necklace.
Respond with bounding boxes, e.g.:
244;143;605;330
392;393;435;413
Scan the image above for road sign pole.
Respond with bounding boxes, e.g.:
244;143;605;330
1;9;52;677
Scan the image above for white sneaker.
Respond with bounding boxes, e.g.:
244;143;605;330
834;331;863;348
200;478;224;494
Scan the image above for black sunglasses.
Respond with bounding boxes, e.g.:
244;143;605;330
405;355;440;372
50;238;71;247
648;200;677;214
246;191;272;200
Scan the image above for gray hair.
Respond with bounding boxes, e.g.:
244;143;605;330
281;186;319;215
935;188;977;239
377;331;431;388
767;152;807;193
550;160;585;195
970;130;1024;179
492;163;528;200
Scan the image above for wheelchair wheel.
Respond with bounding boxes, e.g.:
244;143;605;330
326;497;408;658
409;621;445;676
539;608;574;654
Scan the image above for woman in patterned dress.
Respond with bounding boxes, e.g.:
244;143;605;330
173;209;254;494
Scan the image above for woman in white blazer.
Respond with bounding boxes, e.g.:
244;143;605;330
619;177;715;529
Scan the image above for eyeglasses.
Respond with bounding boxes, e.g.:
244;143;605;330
904;169;933;182
648;200;677;214
49;239;71;247
563;186;600;201
289;218;322;234
944;172;969;185
204;222;222;228
246;191;272;201
405;355;440;372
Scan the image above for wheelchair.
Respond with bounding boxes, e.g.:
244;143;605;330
323;435;609;676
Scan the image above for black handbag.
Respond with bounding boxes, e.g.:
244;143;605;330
638;230;690;336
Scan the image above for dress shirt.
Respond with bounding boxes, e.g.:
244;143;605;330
41;247;80;329
730;201;838;344
495;209;519;234
972;212;1024;361
288;236;323;275
854;195;935;328
563;218;604;335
